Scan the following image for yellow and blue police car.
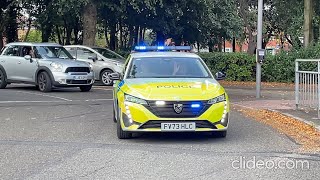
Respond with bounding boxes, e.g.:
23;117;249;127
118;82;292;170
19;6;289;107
110;46;229;139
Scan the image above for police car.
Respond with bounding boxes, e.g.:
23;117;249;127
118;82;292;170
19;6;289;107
110;46;229;139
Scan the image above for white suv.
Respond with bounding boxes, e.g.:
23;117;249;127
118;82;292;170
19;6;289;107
0;42;94;92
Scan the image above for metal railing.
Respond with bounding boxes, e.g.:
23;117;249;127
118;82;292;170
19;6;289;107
295;59;320;118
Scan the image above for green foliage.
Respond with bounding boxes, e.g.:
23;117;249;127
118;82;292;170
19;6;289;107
199;44;320;82
199;52;255;81
24;30;42;42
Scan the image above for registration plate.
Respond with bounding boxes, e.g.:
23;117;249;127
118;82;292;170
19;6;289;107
161;122;196;131
73;75;87;80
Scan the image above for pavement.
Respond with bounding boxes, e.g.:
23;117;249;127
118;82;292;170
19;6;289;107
224;84;320;130
0;83;319;179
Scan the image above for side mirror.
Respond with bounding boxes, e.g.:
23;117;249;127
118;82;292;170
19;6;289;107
109;72;121;80
88;56;98;62
24;55;32;61
215;71;226;81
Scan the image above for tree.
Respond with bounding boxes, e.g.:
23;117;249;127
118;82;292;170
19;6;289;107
0;0;14;49
82;0;97;46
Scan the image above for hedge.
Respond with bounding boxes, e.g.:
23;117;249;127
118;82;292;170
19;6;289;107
199;44;320;82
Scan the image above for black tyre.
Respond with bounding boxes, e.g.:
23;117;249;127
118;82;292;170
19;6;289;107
117;115;132;139
80;85;92;92
100;69;113;86
113;105;117;123
212;131;227;138
0;69;7;89
38;71;52;92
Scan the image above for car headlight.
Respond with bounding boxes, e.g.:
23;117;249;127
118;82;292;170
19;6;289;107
207;94;226;104
50;62;63;72
125;94;147;105
88;63;93;71
116;63;124;67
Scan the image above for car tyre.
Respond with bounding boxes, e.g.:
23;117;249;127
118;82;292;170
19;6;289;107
117;115;132;139
212;131;227;138
0;69;8;89
38;71;52;92
100;69;113;86
113;104;117;123
80;85;92;92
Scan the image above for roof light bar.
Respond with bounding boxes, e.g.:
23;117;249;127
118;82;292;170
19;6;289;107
134;46;192;51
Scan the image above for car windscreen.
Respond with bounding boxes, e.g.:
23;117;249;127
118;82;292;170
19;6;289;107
35;46;74;59
93;48;124;62
126;57;211;78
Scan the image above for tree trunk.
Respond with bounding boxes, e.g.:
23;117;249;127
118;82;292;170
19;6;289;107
139;26;144;44
218;36;222;52
119;20;123;49
73;28;79;45
42;22;52;42
247;29;256;55
238;0;255;54
223;37;226;52
0;32;3;50
23;18;32;42
73;18;80;45
304;0;313;47
134;26;139;46
142;28;146;41
209;46;213;52
197;42;200;52
128;25;134;49
232;37;236;52
56;26;62;45
82;0;97;46
110;23;116;51
156;31;165;45
65;28;72;45
6;5;18;43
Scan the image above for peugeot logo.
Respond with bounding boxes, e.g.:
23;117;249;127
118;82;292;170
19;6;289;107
173;104;183;114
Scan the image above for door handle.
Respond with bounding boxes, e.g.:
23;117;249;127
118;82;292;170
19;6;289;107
18;61;21;64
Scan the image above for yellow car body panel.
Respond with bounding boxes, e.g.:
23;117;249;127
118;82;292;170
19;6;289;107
114;79;230;132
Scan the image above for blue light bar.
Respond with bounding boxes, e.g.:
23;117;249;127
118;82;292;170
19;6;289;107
191;103;201;108
134;46;192;52
135;46;146;50
158;46;165;50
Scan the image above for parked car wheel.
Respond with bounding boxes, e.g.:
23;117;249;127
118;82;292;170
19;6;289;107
38;71;52;92
80;85;92;92
100;69;113;86
0;69;8;89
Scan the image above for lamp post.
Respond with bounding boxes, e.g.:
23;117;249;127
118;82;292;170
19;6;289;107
256;0;264;98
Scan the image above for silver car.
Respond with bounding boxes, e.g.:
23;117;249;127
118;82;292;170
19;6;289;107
64;45;125;86
0;42;94;92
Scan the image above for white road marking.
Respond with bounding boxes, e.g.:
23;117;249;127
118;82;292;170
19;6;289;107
17;91;72;101
83;99;113;102
0;99;113;104
0;101;65;103
93;87;113;91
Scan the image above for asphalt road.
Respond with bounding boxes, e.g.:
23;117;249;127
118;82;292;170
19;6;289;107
0;84;319;180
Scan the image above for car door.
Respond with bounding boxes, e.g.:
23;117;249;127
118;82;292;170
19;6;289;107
1;45;21;80
17;46;39;82
76;47;101;79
